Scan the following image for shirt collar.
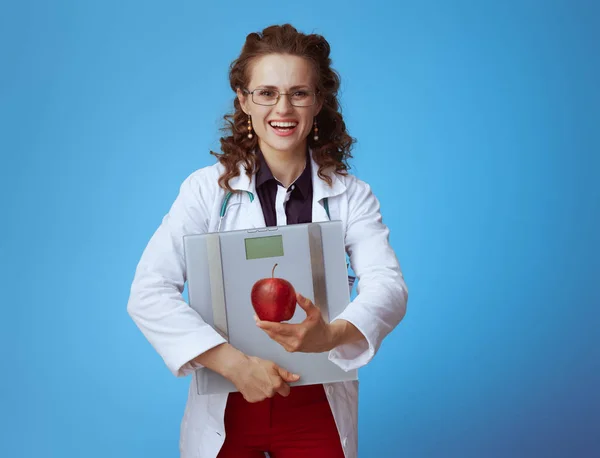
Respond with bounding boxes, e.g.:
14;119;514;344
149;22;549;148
255;148;312;199
254;149;275;189
228;148;346;202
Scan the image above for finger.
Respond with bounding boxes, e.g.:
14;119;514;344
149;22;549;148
256;321;296;336
296;292;312;310
275;380;291;397
261;329;296;350
296;293;320;318
261;328;283;344
276;365;300;383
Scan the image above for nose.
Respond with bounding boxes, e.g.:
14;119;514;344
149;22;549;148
275;93;294;115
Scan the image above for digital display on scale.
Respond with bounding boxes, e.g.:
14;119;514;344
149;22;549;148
244;235;284;260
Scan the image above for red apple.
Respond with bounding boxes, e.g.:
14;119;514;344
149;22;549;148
251;263;296;322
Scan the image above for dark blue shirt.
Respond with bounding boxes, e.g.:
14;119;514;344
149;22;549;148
254;150;313;227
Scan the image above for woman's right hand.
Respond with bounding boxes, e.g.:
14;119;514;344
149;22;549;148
192;343;300;403
227;355;300;403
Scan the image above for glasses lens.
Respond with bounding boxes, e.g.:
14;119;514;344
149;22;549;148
250;89;316;106
290;91;315;107
252;89;279;106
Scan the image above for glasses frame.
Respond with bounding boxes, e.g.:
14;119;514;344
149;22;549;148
243;88;319;107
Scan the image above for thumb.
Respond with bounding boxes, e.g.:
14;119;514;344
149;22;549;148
276;365;300;383
296;293;318;316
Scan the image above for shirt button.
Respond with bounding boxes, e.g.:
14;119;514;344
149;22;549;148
326;386;334;396
342;437;348;448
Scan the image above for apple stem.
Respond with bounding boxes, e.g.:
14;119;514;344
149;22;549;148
272;263;278;278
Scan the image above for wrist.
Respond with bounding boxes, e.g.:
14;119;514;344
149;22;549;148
329;319;363;350
218;345;249;380
193;343;249;380
329;320;346;350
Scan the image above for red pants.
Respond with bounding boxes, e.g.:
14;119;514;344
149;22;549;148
217;384;345;458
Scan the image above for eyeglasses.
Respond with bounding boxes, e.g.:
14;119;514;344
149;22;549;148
243;88;318;107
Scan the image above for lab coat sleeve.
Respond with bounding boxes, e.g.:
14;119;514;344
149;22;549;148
127;171;227;377
328;179;408;371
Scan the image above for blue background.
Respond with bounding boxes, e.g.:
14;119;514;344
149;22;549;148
1;1;598;457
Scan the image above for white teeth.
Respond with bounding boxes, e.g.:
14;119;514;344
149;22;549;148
269;121;298;128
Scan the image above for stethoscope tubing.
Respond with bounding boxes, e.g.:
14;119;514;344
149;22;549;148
217;191;329;232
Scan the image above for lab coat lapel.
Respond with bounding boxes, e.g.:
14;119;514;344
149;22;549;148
310;151;347;223
228;166;266;229
244;196;266;229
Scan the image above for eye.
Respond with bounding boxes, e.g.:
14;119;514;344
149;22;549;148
258;89;276;97
293;91;309;98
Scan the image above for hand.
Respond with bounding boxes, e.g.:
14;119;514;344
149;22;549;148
226;355;300;403
255;292;336;353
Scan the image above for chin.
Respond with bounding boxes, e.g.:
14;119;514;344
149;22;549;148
264;133;308;154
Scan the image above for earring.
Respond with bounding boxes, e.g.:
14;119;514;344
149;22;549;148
247;115;253;139
313;118;319;141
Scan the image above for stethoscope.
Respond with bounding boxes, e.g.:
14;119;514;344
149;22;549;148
217;191;330;232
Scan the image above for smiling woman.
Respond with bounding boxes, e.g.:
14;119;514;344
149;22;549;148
212;24;354;192
127;23;408;458
241;54;318;165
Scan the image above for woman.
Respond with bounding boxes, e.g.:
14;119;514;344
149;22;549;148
127;24;408;458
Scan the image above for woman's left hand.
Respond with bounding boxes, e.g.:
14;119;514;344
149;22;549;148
255;293;336;353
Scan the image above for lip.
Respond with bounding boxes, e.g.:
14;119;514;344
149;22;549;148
268;120;299;137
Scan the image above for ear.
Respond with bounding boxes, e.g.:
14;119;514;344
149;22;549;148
237;88;250;115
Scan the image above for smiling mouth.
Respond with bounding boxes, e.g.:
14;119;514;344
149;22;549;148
268;121;299;134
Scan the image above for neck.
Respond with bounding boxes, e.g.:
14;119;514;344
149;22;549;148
259;141;307;188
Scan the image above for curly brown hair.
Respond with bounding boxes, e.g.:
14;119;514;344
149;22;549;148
210;24;355;192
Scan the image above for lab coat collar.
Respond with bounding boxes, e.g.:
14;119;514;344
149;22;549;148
226;148;347;227
227;165;254;194
228;149;347;198
309;151;347;203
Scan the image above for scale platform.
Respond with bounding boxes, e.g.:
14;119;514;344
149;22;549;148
183;221;358;395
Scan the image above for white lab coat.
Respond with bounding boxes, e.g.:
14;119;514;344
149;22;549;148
127;152;408;458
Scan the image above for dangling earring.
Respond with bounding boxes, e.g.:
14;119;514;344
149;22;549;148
313;118;319;141
247;114;253;139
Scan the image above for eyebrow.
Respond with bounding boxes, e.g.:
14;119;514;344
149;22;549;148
256;85;311;90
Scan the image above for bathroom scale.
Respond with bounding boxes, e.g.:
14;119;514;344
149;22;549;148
183;221;358;395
